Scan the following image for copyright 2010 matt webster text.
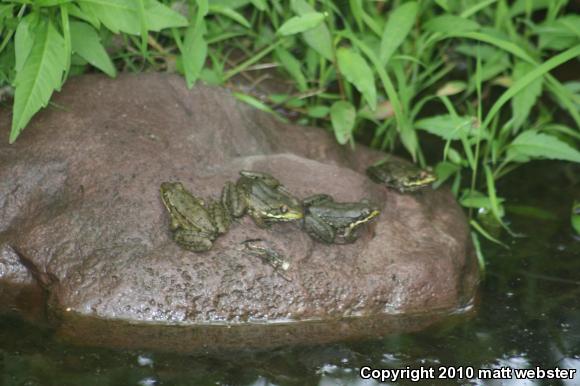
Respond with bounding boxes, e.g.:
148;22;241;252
359;365;576;383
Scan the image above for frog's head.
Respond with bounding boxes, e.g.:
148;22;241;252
248;181;304;222
260;197;304;222
348;202;380;229
395;168;437;192
160;182;183;206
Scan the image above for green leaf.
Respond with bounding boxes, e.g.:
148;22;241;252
424;14;480;33
233;92;287;123
182;19;207;88
250;0;266;11
470;231;486;274
507;131;580;163
415;114;480;140
330;100;356;145
78;0;140;34
536;15;580;50
484;165;504;225
434;161;460;186
70;21;116;77
307;105;329;118
291;0;333;60
278;12;325;36
209;5;251;28
10;19;66;143
379;1;417;64
511;61;542;131
572;201;580;235
144;0;188;30
0;4;14;23
67;3;100;28
14;13;36;74
349;0;364;31
33;0;73;6
78;0;186;35
275;47;307;92
336;47;376;110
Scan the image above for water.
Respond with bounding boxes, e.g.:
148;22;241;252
1;161;579;386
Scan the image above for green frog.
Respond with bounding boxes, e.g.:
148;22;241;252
302;194;380;244
222;171;304;228
160;182;229;252
366;157;436;193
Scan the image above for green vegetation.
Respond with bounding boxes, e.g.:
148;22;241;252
0;0;579;262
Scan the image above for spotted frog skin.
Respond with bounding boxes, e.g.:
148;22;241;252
221;171;304;228
302;194;380;244
160;182;229;252
366;157;436;193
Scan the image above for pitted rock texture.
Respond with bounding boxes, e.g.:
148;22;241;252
0;73;479;351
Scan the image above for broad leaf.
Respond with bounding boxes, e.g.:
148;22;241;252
507;131;580;163
330;100;356;145
0;4;14;22
11;19;66;143
379;1;417;65
70;21;116;77
250;0;266;11
209;5;251;28
78;0;186;35
14;13;36;73
145;0;188;30
415;114;480;140
275;47;307;91
278;12;325;36
536;15;580;50
424;14;480;33
79;0;140;34
182;19;207;88
307;105;329;118
291;0;333;60
336;47;376;110
511;61;542;131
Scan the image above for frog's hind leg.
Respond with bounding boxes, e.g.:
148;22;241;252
303;214;335;244
173;229;213;252
222;181;246;218
209;200;230;234
302;194;333;207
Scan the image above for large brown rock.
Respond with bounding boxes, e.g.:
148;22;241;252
0;73;478;351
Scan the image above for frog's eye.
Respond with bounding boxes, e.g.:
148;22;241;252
279;205;288;213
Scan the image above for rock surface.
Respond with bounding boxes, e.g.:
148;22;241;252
0;73;479;351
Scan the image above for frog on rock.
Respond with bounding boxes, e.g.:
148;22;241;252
366;157;436;193
160;182;229;252
221;171;304;228
302;194;380;244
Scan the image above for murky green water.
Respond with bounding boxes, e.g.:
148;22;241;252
1;162;579;386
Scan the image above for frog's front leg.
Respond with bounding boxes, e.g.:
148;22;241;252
303;214;335;243
222;181;246;218
173;229;214;252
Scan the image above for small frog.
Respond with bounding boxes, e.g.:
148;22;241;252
302;194;380;244
366;157;436;193
160;182;229;252
222;171;304;228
